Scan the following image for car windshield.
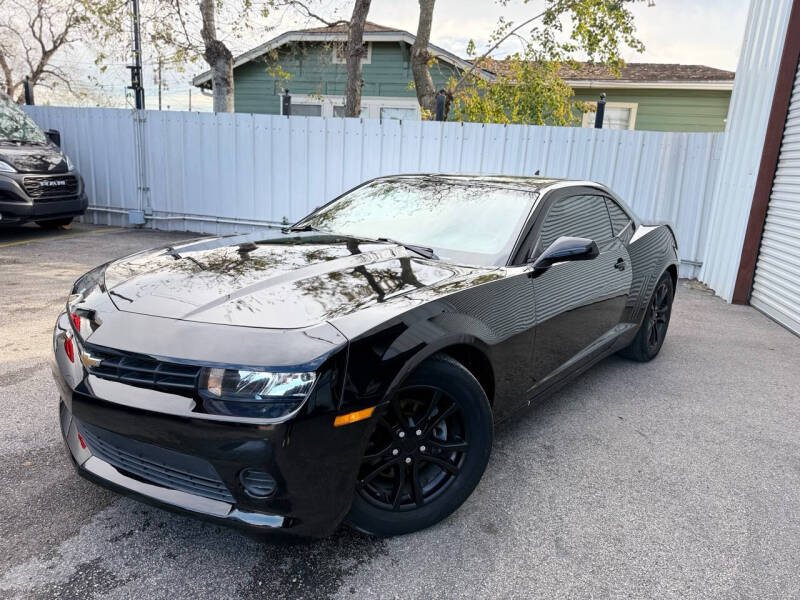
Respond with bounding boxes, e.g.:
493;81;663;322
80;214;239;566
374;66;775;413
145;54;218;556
0;94;47;144
295;177;536;266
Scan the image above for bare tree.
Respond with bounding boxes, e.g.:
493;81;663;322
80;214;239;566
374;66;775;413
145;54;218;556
410;0;438;116
198;0;233;112
343;0;371;117
0;0;113;102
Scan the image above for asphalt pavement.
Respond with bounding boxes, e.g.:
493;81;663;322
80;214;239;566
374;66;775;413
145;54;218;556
1;223;799;599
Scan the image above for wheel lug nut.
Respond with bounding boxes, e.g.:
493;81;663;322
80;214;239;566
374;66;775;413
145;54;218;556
392;449;399;456
419;445;426;452
415;429;422;436
405;457;412;464
398;431;406;438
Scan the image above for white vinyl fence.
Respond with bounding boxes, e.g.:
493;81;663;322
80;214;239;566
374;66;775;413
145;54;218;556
23;106;724;278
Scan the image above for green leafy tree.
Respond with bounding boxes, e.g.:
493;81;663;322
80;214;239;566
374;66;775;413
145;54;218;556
411;0;653;125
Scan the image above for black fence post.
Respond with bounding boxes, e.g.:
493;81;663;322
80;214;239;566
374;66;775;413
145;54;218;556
282;90;292;116
23;77;34;105
594;92;607;129
435;90;446;121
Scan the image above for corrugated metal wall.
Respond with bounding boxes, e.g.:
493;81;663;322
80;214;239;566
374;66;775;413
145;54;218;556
698;0;794;301
23;106;723;278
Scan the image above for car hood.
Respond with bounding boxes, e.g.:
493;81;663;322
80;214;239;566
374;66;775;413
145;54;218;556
0;143;68;173
103;232;494;329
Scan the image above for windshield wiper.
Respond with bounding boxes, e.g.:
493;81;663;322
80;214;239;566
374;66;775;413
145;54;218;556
1;138;44;145
376;237;439;260
282;223;321;233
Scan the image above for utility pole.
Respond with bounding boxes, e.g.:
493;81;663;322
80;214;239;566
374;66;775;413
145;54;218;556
126;0;145;110
157;58;162;110
189;88;192;111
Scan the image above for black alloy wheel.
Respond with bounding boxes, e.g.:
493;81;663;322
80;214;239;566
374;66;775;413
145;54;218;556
347;355;492;536
620;271;674;362
358;386;468;511
646;277;672;354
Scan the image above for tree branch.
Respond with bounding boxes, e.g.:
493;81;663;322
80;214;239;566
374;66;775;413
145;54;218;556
451;0;572;94
279;0;347;28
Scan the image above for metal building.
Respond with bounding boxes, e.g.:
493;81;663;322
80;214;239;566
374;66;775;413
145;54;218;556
700;0;800;336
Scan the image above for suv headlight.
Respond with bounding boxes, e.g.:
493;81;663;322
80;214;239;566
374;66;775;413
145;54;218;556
64;154;75;171
199;368;316;419
0;160;16;173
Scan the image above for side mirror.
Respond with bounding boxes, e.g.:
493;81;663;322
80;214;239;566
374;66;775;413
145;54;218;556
45;129;61;147
531;236;599;273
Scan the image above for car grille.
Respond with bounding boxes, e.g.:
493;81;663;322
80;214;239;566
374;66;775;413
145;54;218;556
22;175;79;200
79;422;235;503
83;343;201;397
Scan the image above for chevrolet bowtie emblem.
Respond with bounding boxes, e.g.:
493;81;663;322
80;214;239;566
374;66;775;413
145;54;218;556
80;352;102;368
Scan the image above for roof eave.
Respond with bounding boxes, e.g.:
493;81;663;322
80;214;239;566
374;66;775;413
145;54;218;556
565;79;735;91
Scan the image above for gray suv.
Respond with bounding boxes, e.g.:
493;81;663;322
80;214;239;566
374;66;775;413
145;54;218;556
0;93;88;228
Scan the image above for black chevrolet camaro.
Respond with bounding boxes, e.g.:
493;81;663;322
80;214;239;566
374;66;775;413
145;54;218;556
53;175;678;537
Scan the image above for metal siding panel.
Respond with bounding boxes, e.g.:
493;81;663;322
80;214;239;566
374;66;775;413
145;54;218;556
699;0;794;300
21;107;722;273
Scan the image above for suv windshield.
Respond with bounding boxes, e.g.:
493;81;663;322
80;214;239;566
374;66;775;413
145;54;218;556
0;94;47;144
295;177;536;266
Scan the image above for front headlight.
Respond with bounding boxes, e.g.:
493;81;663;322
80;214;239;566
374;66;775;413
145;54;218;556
69;264;107;307
199;368;316;419
0;160;16;173
64;154;75;171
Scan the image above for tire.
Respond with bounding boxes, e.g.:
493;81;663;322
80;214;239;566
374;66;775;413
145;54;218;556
36;217;73;229
619;271;674;362
347;354;493;536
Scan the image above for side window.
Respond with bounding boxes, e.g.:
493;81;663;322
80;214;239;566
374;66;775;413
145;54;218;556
539;195;614;250
604;197;633;239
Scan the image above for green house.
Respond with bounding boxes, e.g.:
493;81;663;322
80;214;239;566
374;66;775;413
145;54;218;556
192;22;734;132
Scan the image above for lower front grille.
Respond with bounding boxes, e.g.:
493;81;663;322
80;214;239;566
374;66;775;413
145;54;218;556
79;422;235;504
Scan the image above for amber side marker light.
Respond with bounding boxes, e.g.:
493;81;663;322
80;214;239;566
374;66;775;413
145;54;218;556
333;406;375;427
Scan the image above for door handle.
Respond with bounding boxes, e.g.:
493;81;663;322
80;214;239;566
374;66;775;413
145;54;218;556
614;258;626;271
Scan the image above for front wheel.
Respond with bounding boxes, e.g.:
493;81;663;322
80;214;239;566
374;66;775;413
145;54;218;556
619;271;674;362
36;217;73;229
347;354;492;536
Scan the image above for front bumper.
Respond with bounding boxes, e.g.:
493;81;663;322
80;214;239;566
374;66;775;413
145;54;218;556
0;172;88;225
53;318;374;538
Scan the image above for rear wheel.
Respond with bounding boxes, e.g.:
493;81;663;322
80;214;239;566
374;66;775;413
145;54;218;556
36;217;73;229
619;272;674;362
347;355;492;536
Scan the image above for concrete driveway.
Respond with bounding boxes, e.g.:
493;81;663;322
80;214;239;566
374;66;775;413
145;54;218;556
1;223;799;600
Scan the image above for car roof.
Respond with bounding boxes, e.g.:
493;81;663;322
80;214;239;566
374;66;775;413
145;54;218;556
378;173;561;191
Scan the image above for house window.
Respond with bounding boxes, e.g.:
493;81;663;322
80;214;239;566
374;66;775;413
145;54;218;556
332;42;372;65
288;103;322;117
582;102;638;130
333;105;364;117
380;107;419;121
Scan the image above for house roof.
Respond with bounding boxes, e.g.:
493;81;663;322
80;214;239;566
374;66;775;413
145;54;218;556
192;21;493;87
298;21;399;34
193;21;735;92
477;59;735;90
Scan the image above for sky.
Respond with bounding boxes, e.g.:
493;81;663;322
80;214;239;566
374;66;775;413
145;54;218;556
50;0;752;111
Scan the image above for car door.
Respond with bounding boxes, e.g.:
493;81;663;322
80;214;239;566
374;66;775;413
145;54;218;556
528;190;633;384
